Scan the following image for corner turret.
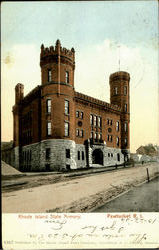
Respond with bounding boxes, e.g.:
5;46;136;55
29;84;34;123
109;71;130;159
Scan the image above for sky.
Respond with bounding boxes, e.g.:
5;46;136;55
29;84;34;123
1;1;158;153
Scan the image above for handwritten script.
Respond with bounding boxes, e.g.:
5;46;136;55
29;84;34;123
3;213;159;248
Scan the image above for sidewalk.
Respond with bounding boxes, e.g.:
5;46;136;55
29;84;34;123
2;162;159;213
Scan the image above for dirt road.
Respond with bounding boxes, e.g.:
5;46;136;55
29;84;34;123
2;162;159;213
93;176;159;212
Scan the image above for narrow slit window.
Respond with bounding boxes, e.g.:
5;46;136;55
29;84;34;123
65;100;69;115
66;71;69;84
116;121;119;131
82;151;84;160
124;122;128;132
48;69;52;82
124;104;127;112
114;87;118;95
65;122;69;137
78;151;80;160
116;137;119;146
98;117;102;127
66;149;70;158
90;114;93;125
47;121;51;136
46;148;51;160
76;128;80;137
76;111;79;118
124;86;127;95
46;99;51;113
90;131;93;139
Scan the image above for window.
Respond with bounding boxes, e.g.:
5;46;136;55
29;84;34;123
66;149;70;158
45;164;50;171
76;128;80;137
80;129;84;137
90;114;93;125
124;104;127;112
76;111;79;118
65;100;69;115
46;99;51;113
111;153;113;157
98;133;102;140
117;153;120;161
124;86;127;95
114;87;118;95
82;151;84;160
48;69;52;82
66;164;70;170
81;112;83;119
94;116;97;126
108;153;110;157
107;135;112;142
95;133;98;140
116;121;119;131
91;131;93;139
47;121;51;136
46;148;51;160
78;151;80;160
110;119;113;125
124;122;127;132
98;117;102;127
65;71;69;83
116;137;119;146
65;122;69;136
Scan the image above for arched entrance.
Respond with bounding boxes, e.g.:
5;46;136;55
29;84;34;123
92;149;103;165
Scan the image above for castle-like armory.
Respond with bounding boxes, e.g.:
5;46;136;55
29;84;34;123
13;40;130;171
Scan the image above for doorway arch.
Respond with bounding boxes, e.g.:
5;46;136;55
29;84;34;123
92;149;103;165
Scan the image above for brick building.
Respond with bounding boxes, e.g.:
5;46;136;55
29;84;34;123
12;40;130;171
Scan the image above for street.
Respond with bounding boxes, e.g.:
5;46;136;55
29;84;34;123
2;162;159;213
93;176;159;212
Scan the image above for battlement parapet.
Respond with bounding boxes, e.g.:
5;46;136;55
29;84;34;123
40;40;75;63
75;91;121;112
110;71;130;82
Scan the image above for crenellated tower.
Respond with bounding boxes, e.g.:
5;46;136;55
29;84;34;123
40;39;75;90
40;40;76;141
109;71;130;159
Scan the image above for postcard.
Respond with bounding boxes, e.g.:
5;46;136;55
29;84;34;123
1;1;159;249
